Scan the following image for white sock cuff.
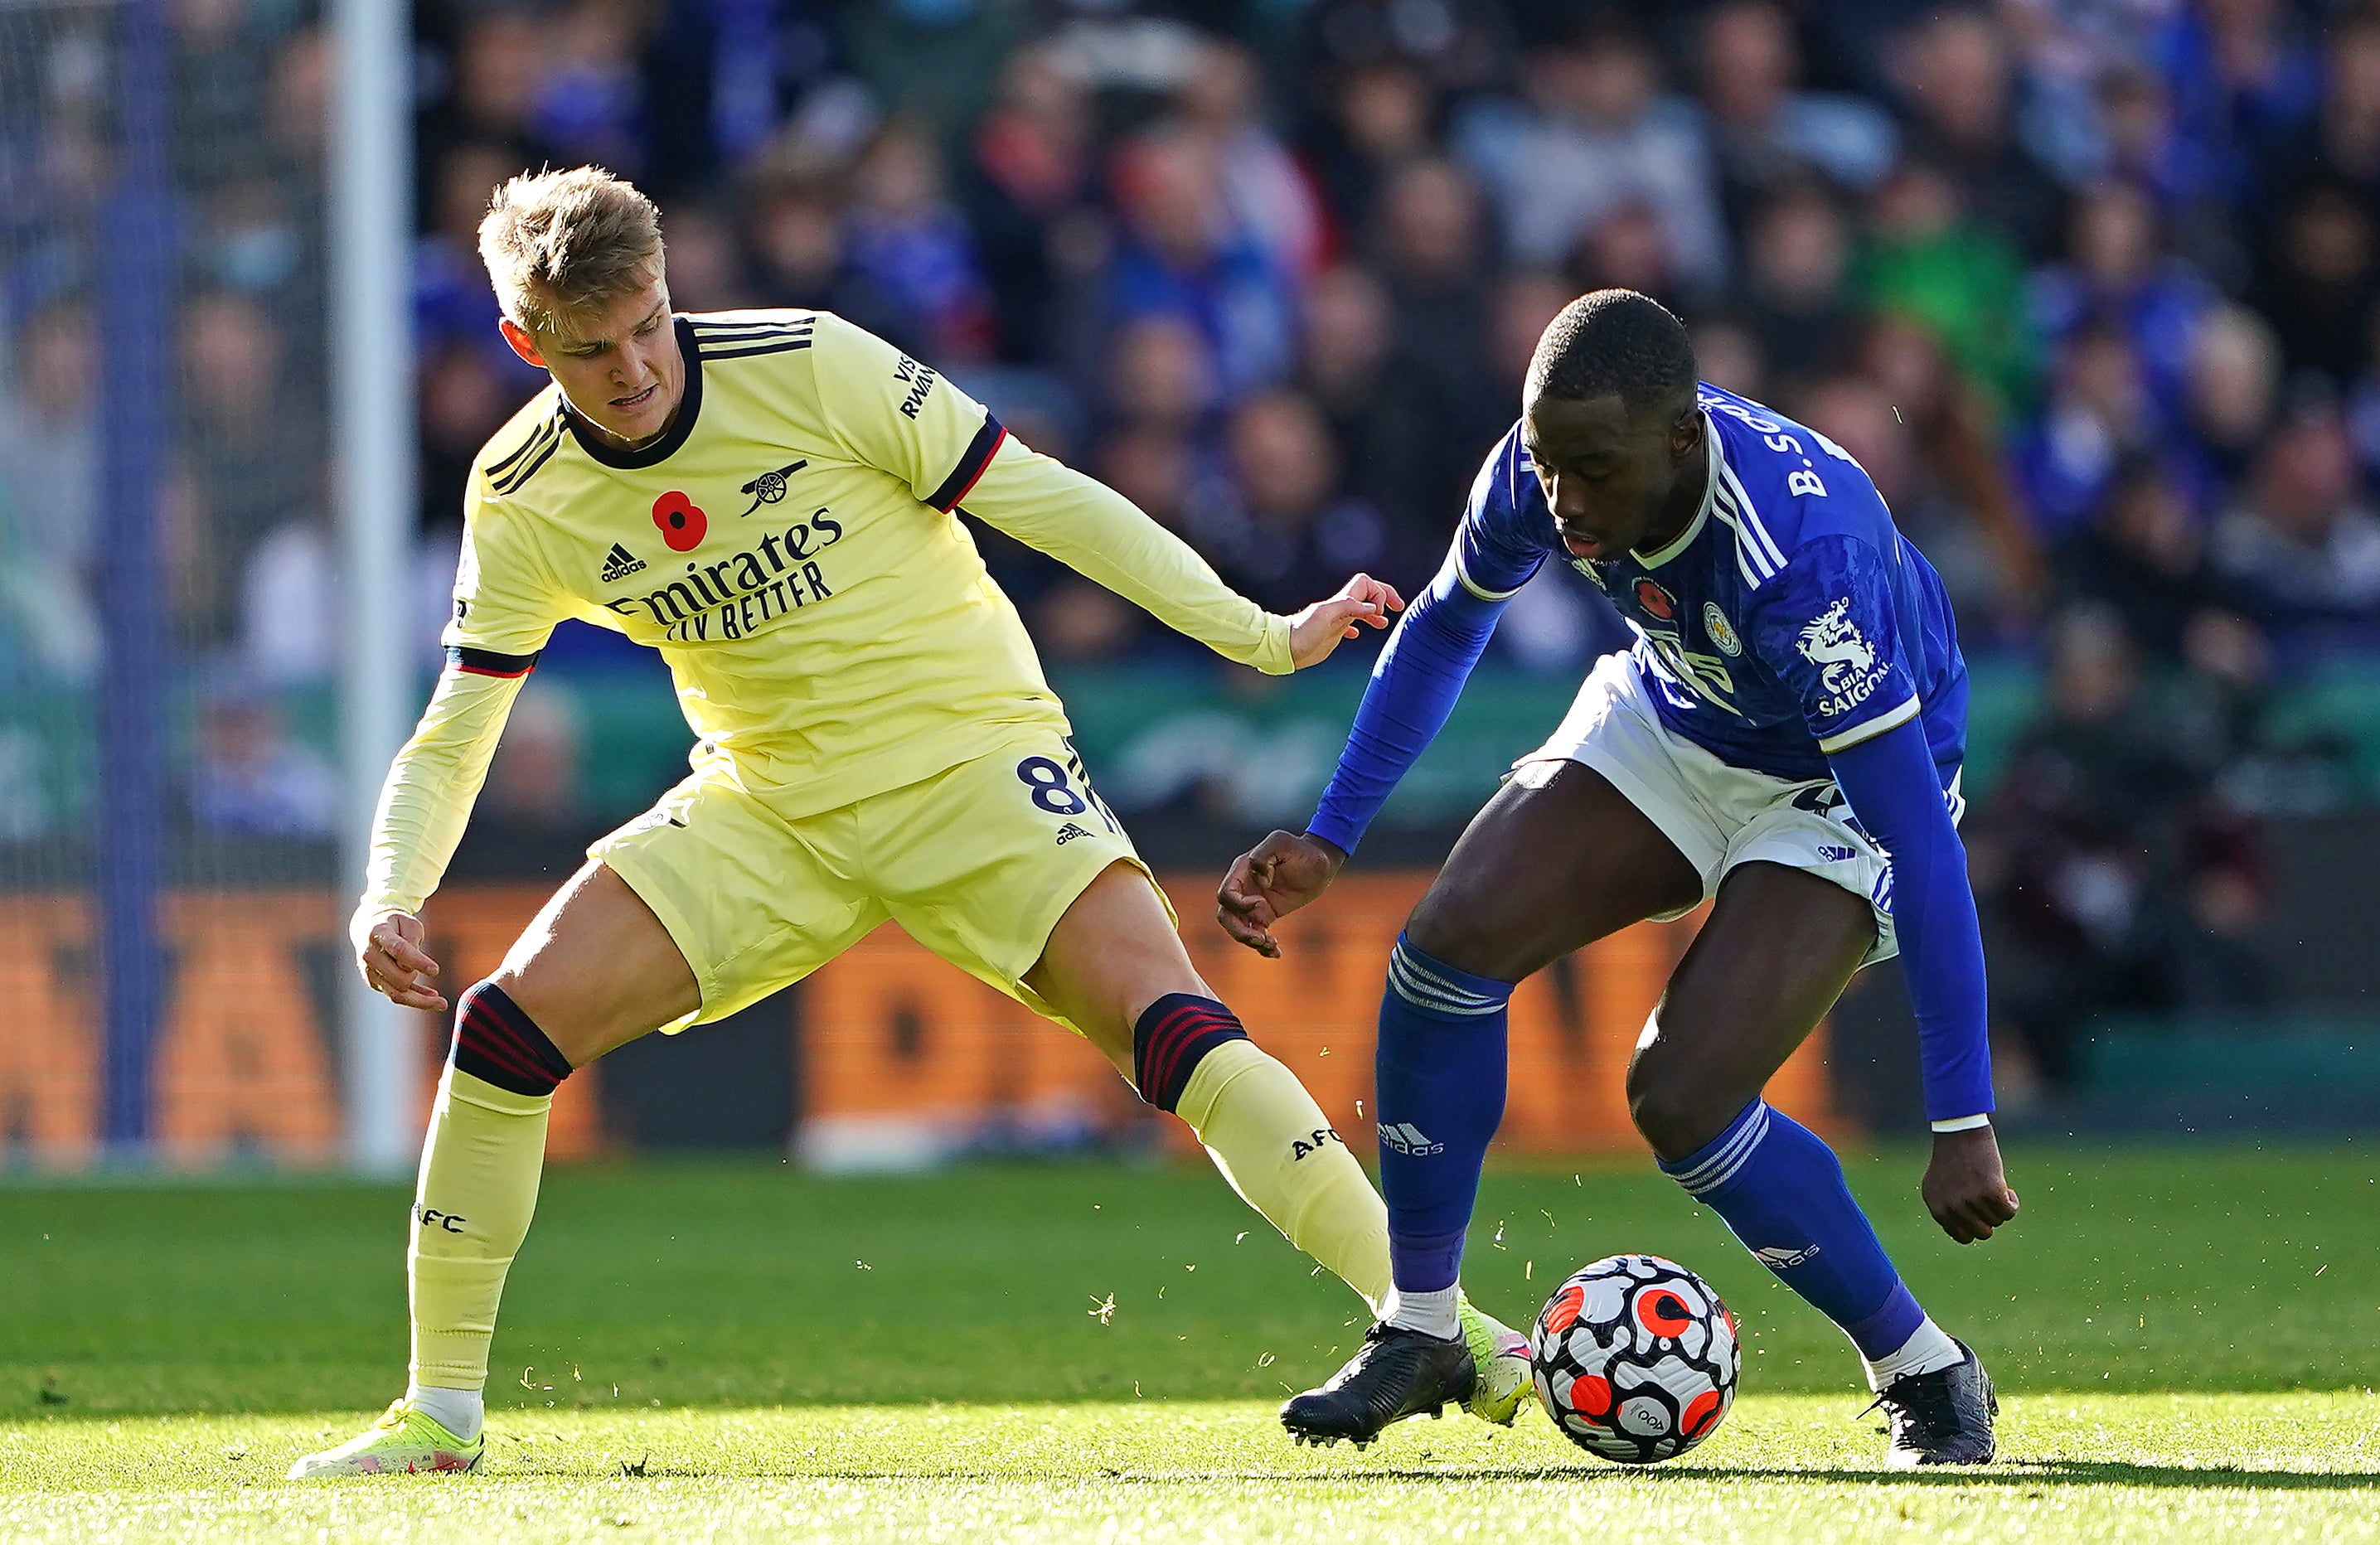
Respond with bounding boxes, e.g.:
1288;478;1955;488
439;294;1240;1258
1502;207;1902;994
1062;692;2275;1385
1860;1315;1963;1391
405;1383;487;1441
1384;1284;1461;1339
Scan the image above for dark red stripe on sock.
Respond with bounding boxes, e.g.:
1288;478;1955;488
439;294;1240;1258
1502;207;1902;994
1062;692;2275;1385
450;981;573;1097
455;1036;545;1090
1131;995;1248;1113
469;984;540;1044
1148;1010;1234;1104
457;1015;546;1086
465;1010;545;1070
468;990;572;1078
460;1002;546;1069
1140;1009;1200;1093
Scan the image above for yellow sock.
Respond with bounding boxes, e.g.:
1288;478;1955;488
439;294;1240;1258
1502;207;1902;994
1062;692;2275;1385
408;1065;551;1393
1174;1039;1392;1315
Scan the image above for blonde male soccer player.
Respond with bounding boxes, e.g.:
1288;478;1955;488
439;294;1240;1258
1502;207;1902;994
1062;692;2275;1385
291;167;1526;1478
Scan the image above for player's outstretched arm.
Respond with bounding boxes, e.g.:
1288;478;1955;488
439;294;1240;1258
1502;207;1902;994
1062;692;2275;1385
956;441;1310;673
1216;830;1347;957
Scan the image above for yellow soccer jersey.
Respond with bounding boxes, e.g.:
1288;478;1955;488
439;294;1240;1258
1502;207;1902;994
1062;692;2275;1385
364;309;1292;915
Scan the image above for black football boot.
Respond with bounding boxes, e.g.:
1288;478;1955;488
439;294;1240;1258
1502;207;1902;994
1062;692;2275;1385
1867;1339;1998;1466
1279;1322;1479;1448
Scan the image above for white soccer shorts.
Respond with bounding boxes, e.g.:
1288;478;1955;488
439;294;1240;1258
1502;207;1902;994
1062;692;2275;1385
1515;651;1962;969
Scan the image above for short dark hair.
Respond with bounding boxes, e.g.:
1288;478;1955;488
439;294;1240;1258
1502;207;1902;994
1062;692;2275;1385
1526;289;1699;421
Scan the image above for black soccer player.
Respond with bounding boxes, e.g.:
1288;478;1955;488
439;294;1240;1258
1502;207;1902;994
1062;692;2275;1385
1219;292;2017;1465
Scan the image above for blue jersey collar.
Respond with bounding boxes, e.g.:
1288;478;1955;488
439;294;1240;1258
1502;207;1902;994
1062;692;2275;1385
1631;411;1721;570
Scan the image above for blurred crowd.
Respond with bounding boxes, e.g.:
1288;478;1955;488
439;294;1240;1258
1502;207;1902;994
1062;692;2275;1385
403;0;2380;699
12;0;2380;1077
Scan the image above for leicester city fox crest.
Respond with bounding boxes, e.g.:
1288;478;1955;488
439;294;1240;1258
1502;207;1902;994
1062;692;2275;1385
1795;598;1877;694
1702;602;1742;656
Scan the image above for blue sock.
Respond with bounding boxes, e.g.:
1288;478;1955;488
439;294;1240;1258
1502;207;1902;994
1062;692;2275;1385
1660;1101;1926;1359
1374;934;1512;1295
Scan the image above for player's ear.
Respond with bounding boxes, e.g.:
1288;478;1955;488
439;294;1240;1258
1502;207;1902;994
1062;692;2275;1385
498;317;547;371
1668;404;1700;463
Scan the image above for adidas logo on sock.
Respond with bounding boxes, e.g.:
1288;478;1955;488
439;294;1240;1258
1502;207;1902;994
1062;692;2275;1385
1054;822;1091;844
600;542;647;582
1376;1121;1444;1156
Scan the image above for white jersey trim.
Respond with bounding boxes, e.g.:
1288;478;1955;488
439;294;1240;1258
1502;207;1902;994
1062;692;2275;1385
1455;550;1529;602
1709;471;1790;592
1708;491;1767;589
1717;463;1789;578
1633;419;1723;570
1726;463;1790;572
1815;691;1920;753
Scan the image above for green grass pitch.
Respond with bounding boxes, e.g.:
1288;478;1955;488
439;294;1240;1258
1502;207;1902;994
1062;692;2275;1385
5;1144;2378;1541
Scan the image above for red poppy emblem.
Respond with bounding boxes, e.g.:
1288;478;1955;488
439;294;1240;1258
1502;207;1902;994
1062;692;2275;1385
1635;579;1675;619
652;491;707;551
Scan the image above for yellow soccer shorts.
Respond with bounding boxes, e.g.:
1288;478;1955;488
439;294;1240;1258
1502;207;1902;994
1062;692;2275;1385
590;733;1162;1034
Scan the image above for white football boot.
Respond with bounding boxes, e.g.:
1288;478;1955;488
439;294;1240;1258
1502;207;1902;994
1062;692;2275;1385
1457;1294;1534;1426
288;1399;484;1479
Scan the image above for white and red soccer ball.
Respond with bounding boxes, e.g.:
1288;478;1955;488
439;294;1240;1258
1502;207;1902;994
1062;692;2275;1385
1529;1253;1740;1464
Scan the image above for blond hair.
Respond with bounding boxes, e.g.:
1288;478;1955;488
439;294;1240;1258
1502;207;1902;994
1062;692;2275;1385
478;166;665;337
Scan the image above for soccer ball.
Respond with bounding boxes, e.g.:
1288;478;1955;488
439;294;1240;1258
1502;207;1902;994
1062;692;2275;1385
1529;1253;1739;1464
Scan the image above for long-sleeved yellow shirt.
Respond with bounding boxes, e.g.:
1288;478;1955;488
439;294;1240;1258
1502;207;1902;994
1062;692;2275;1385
363;309;1291;916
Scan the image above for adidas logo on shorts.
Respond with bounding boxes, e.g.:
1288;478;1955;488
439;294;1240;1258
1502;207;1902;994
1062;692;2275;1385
1054;822;1091;845
600;542;647;582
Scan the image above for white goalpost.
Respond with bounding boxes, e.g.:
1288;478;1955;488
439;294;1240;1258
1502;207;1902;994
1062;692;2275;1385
331;0;419;1174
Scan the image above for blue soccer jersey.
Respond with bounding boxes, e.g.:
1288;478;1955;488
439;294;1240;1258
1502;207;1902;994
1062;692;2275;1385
1306;384;1994;1124
1447;384;1968;787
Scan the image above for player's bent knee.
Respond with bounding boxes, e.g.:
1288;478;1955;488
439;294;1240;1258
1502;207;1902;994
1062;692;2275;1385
1626;1058;1735;1162
451;980;576;1097
1403;887;1521;983
1130;994;1248;1113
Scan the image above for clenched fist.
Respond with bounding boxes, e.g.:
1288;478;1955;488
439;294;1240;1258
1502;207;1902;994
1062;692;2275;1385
1216;830;1347;957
